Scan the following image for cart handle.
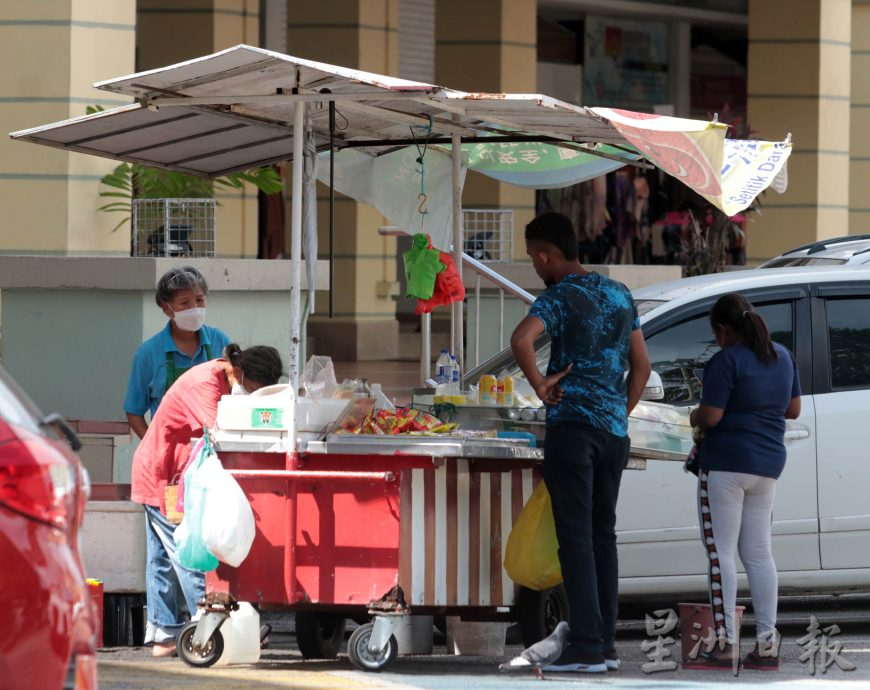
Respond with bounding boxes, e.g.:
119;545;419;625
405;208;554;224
229;469;396;483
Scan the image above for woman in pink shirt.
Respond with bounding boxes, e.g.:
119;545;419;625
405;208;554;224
132;343;283;656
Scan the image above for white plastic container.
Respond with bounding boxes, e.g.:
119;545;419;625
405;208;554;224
213;602;261;666
216;390;349;434
392;615;434;655
445;618;508;656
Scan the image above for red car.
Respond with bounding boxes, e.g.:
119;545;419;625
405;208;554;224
0;365;98;690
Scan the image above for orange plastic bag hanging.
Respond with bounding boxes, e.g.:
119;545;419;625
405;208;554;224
503;481;563;591
415;249;465;314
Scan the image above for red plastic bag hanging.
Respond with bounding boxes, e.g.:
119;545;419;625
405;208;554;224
415;245;465;314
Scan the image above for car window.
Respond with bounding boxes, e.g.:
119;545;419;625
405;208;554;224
0;367;45;434
645;301;794;404
826;297;870;389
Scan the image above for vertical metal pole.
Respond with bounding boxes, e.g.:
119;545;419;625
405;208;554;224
451;133;463;372
474;273;481;367
164;201;170;257
420;312;431;386
329;101;335;317
288;101;305;452
498;289;505;351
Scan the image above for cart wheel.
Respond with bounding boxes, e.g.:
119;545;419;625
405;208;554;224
347;622;398;672
176;620;224;667
518;584;569;648
295;612;346;659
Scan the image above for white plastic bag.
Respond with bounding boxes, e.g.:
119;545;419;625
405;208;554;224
199;455;256;567
302;355;337;401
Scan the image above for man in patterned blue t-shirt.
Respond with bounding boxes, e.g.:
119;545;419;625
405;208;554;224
511;212;651;674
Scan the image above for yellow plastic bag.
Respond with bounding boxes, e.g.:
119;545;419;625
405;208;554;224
504;481;563;590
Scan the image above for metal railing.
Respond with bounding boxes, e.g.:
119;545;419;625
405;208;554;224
463;252;534;367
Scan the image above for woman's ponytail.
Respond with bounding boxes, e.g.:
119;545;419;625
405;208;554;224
223;343;283;386
739;309;776;365
224;343;243;365
710;293;777;365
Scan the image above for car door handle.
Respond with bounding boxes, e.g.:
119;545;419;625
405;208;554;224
784;428;810;441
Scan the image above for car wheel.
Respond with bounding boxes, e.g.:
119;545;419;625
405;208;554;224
295;612;346;659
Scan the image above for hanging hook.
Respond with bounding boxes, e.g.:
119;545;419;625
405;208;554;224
417;192;429;215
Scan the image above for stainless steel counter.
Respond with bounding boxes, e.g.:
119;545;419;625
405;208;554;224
215;429;682;470
305;433;542;460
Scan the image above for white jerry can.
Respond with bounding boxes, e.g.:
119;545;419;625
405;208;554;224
213;602;261;666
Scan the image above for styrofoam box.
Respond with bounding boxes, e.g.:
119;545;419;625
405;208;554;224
216;392;349;433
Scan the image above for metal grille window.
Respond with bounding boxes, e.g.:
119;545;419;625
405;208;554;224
462;209;513;263
132;199;216;258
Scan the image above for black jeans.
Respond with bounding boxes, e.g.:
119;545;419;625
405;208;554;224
543;424;630;658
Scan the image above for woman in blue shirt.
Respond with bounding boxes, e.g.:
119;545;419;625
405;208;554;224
689;293;801;672
124;266;231;439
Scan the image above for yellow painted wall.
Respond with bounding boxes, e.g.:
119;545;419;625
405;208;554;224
0;1;135;254
851;4;870;233
137;0;261;258
746;0;850;262
291;0;399;326
436;0;537;259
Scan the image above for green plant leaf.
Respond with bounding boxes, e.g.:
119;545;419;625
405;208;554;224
90;105;285;235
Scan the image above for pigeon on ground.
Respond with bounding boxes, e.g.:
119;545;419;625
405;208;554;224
499;621;569;680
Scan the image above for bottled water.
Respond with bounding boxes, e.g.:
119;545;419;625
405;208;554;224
450;355;461;395
435;349;451;384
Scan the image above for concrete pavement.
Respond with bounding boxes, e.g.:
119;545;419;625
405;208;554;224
97;596;870;690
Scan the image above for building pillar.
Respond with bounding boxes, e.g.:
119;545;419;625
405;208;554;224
137;0;262;258
435;0;538;260
746;0;850;262
289;1;401;360
0;1;136;255
851;3;870;233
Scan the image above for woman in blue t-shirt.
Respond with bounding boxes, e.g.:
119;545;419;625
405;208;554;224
689;293;801;671
124;266;231;440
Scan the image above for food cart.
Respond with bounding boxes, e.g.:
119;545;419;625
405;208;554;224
188;389;691;669
10;44;791;671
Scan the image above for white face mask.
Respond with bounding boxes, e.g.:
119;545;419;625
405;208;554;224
171;307;206;332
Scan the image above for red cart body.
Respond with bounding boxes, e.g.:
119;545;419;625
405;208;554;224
208;450;540;616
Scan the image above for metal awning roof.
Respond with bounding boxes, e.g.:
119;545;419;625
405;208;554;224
9;44;640;178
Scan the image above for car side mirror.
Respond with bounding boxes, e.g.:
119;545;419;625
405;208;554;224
641;371;664;401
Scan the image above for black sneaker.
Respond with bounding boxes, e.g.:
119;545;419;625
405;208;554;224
604;649;621;671
543;646;607;674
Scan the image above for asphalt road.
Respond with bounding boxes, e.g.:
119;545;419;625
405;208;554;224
97;594;870;689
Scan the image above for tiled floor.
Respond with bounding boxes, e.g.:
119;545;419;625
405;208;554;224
332;359;425;407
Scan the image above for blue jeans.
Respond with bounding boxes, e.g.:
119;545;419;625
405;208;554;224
144;505;205;643
543;424;630;659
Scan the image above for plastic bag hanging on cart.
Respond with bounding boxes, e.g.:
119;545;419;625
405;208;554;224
504;481;563;590
200;458;256;567
175;440;219;572
302;355;338;401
